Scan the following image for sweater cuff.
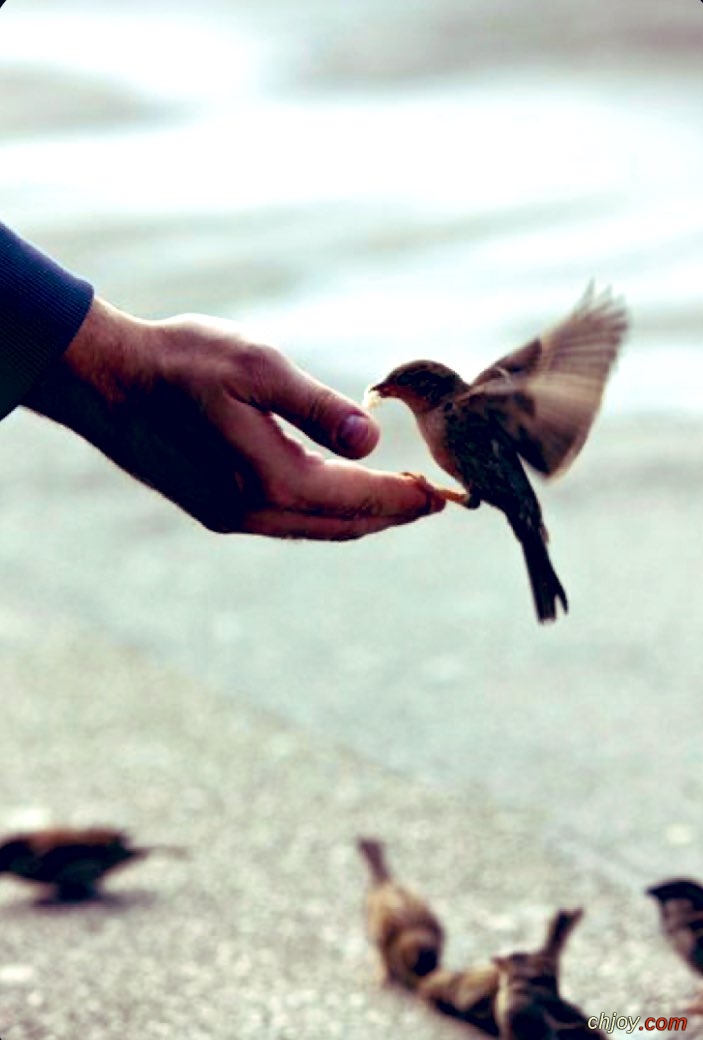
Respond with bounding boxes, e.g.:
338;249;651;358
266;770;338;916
0;223;94;420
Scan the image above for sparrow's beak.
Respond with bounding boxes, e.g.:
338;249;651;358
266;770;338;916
362;381;393;409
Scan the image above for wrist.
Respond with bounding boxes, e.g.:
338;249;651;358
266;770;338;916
24;297;152;423
59;297;152;403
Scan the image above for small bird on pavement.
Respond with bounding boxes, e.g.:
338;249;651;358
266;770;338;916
647;878;703;1013
419;906;584;1035
493;907;605;1040
357;836;444;989
0;826;184;901
419;961;500;1034
364;283;627;623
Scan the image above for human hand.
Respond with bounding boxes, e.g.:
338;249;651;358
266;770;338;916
24;298;446;539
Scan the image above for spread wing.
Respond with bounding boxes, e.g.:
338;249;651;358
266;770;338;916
465;282;628;477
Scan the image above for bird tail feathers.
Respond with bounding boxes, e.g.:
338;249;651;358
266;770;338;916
520;530;568;623
540;908;584;960
357;837;392;883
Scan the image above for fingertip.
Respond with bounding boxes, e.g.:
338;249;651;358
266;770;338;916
335;412;380;458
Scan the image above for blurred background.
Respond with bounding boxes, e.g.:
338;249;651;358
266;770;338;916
1;0;703;891
3;0;703;404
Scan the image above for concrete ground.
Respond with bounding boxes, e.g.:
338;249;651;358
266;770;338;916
0;599;698;1039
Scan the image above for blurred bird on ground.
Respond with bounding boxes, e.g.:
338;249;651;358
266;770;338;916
647;878;703;1014
0;826;185;901
419;905;584;1034
493;907;604;1039
357;837;444;989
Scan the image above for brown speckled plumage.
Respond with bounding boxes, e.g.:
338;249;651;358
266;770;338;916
366;283;628;623
419;907;583;1035
648;879;703;1013
357;837;444;989
419;962;500;1034
493;908;604;1040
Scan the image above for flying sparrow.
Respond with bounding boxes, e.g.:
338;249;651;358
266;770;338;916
364;283;627;623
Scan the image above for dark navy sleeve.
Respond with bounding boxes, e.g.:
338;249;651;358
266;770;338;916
0;222;94;420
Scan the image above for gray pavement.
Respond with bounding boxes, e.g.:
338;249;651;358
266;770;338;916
1;407;703;884
0;408;702;1036
0;606;694;1039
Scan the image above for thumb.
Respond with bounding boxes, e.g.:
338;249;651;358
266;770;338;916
257;352;380;459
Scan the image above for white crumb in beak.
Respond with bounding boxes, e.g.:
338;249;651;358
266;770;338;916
362;387;383;410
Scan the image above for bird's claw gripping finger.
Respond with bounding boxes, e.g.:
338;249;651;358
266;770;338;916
442;488;476;507
398;471;448;514
443;487;481;509
400;472;477;508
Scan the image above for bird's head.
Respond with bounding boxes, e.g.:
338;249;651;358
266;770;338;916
363;360;465;415
646;878;703;910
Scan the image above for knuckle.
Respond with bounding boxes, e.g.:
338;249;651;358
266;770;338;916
227;341;285;402
346;494;380;520
306;386;337;428
235;340;280;371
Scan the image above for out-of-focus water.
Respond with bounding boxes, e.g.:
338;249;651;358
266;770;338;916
1;0;702;413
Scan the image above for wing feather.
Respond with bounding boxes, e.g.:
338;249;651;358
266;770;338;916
466;282;628;477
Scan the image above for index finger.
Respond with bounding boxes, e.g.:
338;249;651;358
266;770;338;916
290;458;447;521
